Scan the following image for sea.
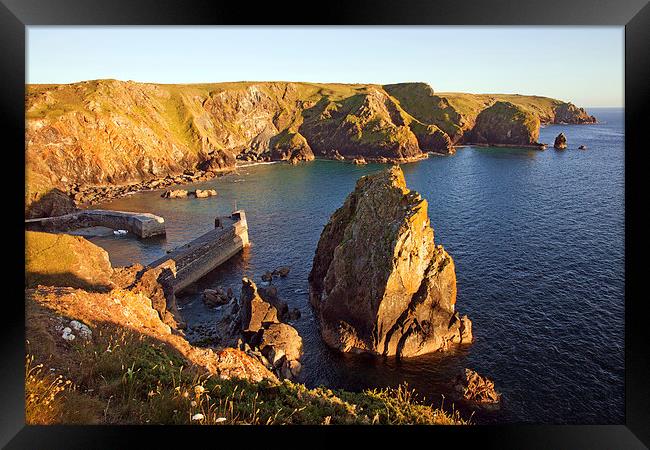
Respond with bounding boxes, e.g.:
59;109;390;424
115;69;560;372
90;107;624;424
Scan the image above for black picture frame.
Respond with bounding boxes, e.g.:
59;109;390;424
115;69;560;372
2;0;648;447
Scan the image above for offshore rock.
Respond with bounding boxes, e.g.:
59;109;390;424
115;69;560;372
240;277;279;335
453;368;501;410
308;166;472;357
554;133;568;149
238;277;302;379
161;189;188;199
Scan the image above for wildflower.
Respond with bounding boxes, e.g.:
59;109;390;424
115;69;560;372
148;390;156;397
194;385;205;396
215;417;227;423
191;413;204;421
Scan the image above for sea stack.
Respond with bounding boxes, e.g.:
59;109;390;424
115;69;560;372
308;166;472;357
554;133;568;149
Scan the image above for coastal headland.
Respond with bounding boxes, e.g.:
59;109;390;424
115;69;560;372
26;80;595;218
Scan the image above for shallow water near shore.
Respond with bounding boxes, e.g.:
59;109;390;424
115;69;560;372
90;107;624;424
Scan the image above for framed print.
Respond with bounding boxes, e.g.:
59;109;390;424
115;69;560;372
2;0;648;447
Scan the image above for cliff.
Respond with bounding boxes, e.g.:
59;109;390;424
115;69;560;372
25;230;467;425
308;166;472;357
26;80;596;216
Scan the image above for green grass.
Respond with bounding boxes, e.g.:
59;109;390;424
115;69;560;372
26;306;468;425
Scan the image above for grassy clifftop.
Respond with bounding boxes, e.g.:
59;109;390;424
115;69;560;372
26;79;596;216
25;231;467;425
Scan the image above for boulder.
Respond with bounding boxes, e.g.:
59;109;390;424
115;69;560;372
203;287;229;307
258;322;302;363
273;266;291;277
352;158;368;165
578;145;587;150
308;166;472;357
161;189;188;199
261;271;274;282
288;308;302;321
453;368;501;409
194;189;217;198
554;133;567;149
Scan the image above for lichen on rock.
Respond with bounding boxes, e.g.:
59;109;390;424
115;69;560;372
308;166;472;357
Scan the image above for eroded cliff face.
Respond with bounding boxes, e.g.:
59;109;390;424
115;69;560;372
308;166;472;357
26;80;596;216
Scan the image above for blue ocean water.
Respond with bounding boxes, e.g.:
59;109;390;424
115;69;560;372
91;107;624;424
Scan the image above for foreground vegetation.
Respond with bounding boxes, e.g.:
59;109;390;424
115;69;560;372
26;323;467;425
25;288;467;425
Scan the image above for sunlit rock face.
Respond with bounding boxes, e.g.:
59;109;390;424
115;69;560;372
309;166;472;358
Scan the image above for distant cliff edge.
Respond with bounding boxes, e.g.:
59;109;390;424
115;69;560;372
25;80;595;217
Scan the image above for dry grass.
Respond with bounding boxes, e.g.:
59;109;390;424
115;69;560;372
26;312;469;425
25;355;69;424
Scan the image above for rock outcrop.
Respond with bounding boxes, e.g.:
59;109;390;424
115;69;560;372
468;101;541;146
552;102;597;124
308;166;472;357
554;133;568;149
269;130;315;163
239;277;302;379
453;368;501;409
25;188;78;219
299;89;423;162
111;263;186;330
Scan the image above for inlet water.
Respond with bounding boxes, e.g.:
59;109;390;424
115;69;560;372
91;107;624;424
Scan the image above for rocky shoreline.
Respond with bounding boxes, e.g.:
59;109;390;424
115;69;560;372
25;229;474;425
47;154;433;213
26;80;597;218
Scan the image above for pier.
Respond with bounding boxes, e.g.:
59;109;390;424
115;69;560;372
149;210;250;294
25;209;166;238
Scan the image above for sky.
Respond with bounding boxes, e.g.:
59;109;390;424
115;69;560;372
27;27;624;107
